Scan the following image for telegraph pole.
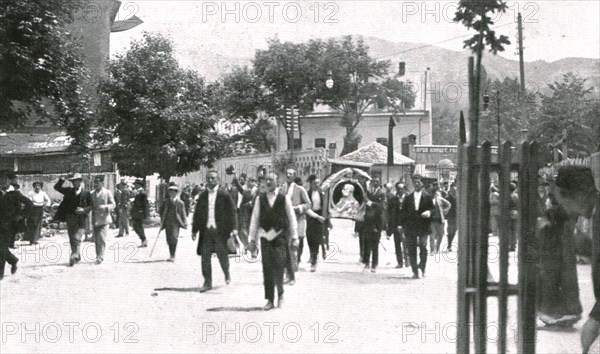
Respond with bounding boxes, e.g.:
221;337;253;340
517;13;528;123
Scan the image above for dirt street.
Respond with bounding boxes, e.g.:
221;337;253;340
0;219;596;353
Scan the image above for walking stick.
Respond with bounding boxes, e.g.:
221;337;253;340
149;226;163;258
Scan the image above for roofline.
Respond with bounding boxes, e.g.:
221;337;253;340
301;110;430;119
328;158;373;168
0;148;110;157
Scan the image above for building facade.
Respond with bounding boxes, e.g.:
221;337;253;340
275;69;434;158
277;110;432;159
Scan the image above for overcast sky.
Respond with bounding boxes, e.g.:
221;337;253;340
110;0;600;62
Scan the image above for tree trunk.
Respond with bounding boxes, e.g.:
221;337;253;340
340;125;360;156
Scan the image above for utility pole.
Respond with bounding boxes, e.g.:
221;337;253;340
517;13;528;123
496;90;501;147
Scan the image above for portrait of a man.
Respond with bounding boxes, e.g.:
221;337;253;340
329;181;365;219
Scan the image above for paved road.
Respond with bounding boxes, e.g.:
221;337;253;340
0;219;596;353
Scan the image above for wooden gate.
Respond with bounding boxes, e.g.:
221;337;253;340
456;114;540;353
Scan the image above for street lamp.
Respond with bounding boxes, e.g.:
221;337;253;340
325;70;334;89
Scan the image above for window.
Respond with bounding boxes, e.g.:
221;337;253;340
376;138;388;147
293;138;302;150
314;138;326;148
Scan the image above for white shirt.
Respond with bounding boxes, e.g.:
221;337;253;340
237;191;243;209
311;190;321;211
207;186;218;228
286;182;295;198
414;190;422;210
28;190;51;207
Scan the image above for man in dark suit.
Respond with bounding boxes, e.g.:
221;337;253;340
401;174;436;279
54;173;92;266
230;171;256;248
368;177;388;232
387;181;408;268
160;183;188;262
359;197;384;273
0;174;33;279
131;179;149;248
192;170;238;292
305;174;327;272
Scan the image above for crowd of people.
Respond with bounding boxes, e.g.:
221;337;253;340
0;165;598;348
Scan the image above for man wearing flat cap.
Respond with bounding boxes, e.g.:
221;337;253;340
131;179;150;248
90;175;115;265
160;182;187;262
553;165;600;353
54;173;92;266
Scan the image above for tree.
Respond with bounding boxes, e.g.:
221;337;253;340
532;73;599;160
96;33;224;182
479;77;539;144
254;36;416;156
0;0;92;149
212;68;276;153
454;0;511;143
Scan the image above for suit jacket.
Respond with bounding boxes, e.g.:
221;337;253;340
53;179;92;223
357;202;383;234
401;191;436;237
282;182;311;238
0;190;34;244
192;188;238;255
368;186;387;205
387;193;406;235
90;187;116;227
368;186;388;229
446;193;457;219
160;197;187;229
131;188;149;220
230;178;254;210
115;188;131;210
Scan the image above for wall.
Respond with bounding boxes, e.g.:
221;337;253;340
277;110;431;158
170;149;329;187
15;172;117;202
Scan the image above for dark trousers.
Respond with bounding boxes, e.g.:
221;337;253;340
393;229;408;267
0;224;18;277
261;235;287;302
447;217;457;249
406;234;429;275
285;242;296;281
201;228;230;287
297;237;305;263
306;216;323;265
66;214;84;260
26;206;44;243
132;217;146;241
164;223;179;257
362;231;381;268
0;246;18;278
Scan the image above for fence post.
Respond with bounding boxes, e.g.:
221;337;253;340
497;141;512;354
